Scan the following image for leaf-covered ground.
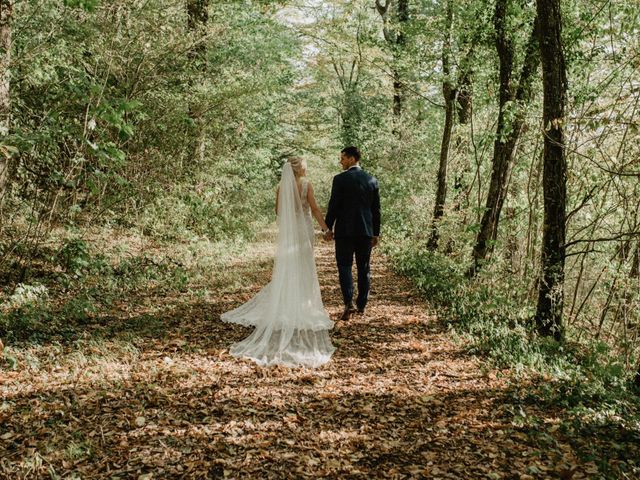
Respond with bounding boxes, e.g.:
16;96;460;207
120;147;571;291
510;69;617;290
0;236;632;478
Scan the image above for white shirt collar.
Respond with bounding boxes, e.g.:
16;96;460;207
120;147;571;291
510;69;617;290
348;165;362;171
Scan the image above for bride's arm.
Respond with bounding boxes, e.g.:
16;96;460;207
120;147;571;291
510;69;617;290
307;182;329;231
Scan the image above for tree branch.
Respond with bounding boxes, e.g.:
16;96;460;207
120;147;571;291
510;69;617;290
565;231;640;249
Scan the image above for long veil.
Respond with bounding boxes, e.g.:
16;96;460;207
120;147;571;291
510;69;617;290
221;162;335;367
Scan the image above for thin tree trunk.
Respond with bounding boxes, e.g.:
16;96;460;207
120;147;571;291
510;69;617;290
187;0;209;165
187;0;209;61
0;0;12;201
455;27;485;126
467;11;539;277
427;0;454;251
341;86;360;145
332;57;361;146
505;205;517;271
376;0;408;131
456;72;472;124
446;45;477;254
632;242;640;278
392;69;402;118
627;242;640;388
534;0;568;341
392;0;408;119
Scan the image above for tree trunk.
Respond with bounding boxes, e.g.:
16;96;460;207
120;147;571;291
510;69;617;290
341;86;361;146
0;0;12;201
505;205;518;271
392;69;402;118
393;0;408;119
446;45;477;250
467;10;539;277
332;56;362;146
455;44;477;126
427;0;454;251
187;0;209;165
631;241;640;278
534;0;568;341
376;0;408;125
628;242;640;388
456;68;472;125
187;0;209;61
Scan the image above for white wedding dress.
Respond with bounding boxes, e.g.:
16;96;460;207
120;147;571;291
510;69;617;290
221;163;335;367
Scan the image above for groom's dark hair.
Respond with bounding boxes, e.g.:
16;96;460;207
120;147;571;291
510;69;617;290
341;146;361;162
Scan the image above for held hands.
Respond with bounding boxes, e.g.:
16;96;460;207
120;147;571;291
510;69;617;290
372;236;379;248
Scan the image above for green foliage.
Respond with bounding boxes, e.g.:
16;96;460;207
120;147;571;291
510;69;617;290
5;0;297;246
111;254;189;293
0;232;194;343
0;284;53;342
58;239;92;276
59;292;98;324
386;239;640;424
1;0;638;450
388;244;463;305
63;0;100;11
0;0;638;474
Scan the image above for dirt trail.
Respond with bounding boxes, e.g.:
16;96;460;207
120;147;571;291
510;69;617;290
0;238;598;479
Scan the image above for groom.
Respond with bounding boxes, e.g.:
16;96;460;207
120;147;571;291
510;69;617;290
323;146;381;321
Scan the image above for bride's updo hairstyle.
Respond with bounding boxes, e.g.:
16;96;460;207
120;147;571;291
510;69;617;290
287;156;307;177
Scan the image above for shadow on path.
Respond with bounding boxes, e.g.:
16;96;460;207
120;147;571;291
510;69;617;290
0;239;604;478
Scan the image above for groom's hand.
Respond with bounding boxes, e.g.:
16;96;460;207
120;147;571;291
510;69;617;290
372;236;379;248
323;230;334;242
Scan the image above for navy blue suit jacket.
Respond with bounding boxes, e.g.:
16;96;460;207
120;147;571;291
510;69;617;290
325;166;380;238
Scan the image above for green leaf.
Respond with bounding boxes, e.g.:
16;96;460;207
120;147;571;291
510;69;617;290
63;0;100;12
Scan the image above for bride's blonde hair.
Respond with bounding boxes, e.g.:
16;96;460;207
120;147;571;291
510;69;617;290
287;156;307;177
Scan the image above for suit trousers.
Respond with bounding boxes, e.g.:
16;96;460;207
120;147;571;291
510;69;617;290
335;236;373;310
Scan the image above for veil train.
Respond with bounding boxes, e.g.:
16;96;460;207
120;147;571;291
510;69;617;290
221;162;335;367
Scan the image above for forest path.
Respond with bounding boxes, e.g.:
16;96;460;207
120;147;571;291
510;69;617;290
1;235;599;479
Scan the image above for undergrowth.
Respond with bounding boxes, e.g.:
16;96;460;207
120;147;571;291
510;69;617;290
0;227;258;345
385;239;640;476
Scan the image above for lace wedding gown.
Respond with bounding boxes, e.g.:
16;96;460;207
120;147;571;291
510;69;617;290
221;163;335;367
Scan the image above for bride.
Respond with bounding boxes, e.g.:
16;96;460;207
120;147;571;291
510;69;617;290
221;157;335;367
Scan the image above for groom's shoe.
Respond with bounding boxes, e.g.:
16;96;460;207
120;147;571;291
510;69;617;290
340;303;356;321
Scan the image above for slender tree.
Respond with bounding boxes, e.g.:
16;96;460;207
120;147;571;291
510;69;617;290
326;5;370;146
448;30;483;240
332;56;362;145
426;0;454;251
534;0;567;341
187;0;209;165
466;5;540;277
393;0;408;118
187;0;209;60
628;242;640;388
375;0;408;121
0;0;12;201
456;66;472;125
